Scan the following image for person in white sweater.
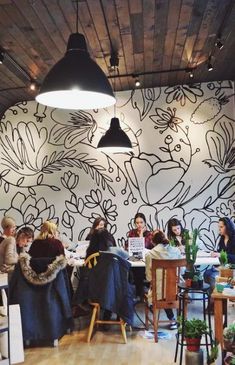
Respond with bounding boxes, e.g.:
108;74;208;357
145;230;182;330
0;216;17;273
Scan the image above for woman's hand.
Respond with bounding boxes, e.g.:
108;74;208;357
211;251;220;258
138;226;147;237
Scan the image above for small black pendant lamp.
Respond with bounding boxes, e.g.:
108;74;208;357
36;1;115;110
97;54;132;153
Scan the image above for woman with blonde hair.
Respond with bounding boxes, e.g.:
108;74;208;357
0;216;17;273
29;221;64;258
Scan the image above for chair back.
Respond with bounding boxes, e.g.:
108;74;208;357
84;252;100;269
151;258;186;309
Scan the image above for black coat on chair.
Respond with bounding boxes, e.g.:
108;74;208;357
9;253;73;342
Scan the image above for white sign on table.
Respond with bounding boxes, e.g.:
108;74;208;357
128;237;145;259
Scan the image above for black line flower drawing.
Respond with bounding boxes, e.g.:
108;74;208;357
102;199;117;221
5;192;58;229
85;189;102;209
203;115;235;173
125;153;184;205
61;171;79;190
150;107;183;133
49;110;97;148
164;84;203;106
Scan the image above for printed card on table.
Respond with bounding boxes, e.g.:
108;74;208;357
128;237;145;259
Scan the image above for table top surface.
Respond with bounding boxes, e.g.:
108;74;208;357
212;288;235;300
69;253;220;268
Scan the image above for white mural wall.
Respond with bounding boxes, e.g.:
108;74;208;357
0;80;234;250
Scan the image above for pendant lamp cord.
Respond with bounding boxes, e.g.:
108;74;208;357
76;0;79;33
114;66;117;117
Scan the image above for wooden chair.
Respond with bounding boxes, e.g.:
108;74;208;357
85;252;127;344
145;258;186;342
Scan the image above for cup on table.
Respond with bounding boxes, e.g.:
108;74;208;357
216;283;224;293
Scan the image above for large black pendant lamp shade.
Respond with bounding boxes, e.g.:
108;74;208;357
97;117;132;153
36;32;115;110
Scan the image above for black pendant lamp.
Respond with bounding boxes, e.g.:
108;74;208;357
36;2;115;110
97;55;132;153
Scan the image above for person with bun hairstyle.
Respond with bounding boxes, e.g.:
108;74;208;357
29;221;64;258
145;230;182;330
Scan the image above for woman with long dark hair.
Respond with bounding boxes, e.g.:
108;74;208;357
127;212;153;249
204;217;235;311
167;218;188;253
86;217;108;240
210;217;235;262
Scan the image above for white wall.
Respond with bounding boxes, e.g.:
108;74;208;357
0;80;234;250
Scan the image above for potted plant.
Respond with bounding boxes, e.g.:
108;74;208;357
219;250;233;278
223;323;235;353
191;273;203;289
184;229;199;283
207;340;219;364
178;317;208;351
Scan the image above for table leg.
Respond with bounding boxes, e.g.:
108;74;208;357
214;298;223;348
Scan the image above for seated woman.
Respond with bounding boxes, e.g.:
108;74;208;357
145;230;182;330
86;228;119;259
204;217;235;301
0;216;17;273
29;221;64;258
167;218;188;253
127;213;153;249
86;217;116;246
16;227;34;254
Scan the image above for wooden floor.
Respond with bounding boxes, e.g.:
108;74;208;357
23;302;235;365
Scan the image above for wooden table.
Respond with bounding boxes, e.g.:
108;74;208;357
211;289;235;349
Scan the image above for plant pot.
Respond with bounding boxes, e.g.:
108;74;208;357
185;337;201;351
185;278;192;287
185;349;204;365
219;267;233;278
224;339;235;353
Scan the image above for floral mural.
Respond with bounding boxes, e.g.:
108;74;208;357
0;80;234;250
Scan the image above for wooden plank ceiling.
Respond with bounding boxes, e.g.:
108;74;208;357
0;0;235;116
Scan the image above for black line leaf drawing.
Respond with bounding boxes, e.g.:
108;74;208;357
16;177;25;187
217;175;235;200
49;110;97;147
62;210;75;229
131;88;161;121
203;115;235;173
0;121;48;174
164;84;204;106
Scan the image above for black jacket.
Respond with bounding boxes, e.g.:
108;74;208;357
74;251;134;325
9;253;73;341
218;235;235;264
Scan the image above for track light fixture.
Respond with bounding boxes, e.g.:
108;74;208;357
215;39;224;50
134;77;141;88
207;57;213;72
29;80;37;91
186;68;194;78
0;52;4;64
